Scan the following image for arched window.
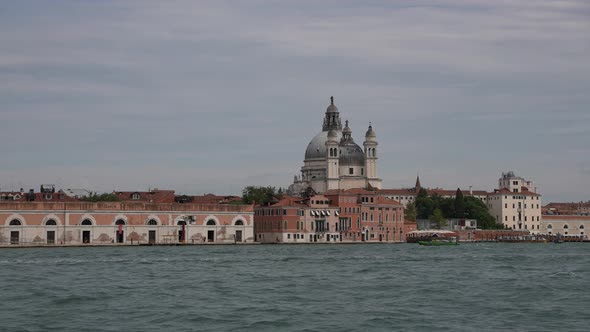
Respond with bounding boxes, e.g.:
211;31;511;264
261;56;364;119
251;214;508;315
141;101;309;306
115;219;126;226
177;220;187;226
147;219;158;226
235;220;244;226
547;224;552;229
580;225;585;229
564;224;569;229
9;219;21;226
46;219;57;226
81;219;93;226
206;220;216;226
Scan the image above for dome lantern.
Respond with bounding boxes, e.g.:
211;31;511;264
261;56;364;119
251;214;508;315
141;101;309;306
364;122;377;142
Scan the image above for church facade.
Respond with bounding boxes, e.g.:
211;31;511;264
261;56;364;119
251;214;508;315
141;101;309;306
289;97;382;194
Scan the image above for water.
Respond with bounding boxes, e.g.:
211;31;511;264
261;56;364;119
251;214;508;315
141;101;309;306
0;243;588;332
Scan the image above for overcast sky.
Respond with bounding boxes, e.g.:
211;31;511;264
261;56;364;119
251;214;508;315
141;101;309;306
1;0;589;202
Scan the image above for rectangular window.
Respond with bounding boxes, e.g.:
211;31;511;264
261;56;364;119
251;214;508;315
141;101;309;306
349;168;354;175
287;234;291;239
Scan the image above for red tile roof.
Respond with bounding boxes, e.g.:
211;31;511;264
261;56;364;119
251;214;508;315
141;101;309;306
113;190;176;203
188;194;242;204
490;188;540;197
269;196;308;207
543;215;590;221
0;191;80;202
379;188;488;196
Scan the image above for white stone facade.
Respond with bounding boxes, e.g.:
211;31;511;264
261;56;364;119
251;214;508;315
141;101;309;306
0;202;254;246
488;172;542;233
541;215;588;238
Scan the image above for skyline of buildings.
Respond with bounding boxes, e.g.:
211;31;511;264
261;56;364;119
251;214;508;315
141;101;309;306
1;97;587;246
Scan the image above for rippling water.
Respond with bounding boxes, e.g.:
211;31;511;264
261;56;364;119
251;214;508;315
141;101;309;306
1;243;588;331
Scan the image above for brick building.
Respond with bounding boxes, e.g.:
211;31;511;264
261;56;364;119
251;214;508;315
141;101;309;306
254;190;405;243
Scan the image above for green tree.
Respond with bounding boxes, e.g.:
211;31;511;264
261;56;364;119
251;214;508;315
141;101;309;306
454;188;465;218
439;197;455;218
415;188;435;219
404;202;417;222
81;193;121;202
241;186;283;205
464;196;502;229
429;208;447;229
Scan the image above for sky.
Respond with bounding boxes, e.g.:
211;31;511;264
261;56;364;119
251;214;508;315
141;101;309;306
0;0;589;202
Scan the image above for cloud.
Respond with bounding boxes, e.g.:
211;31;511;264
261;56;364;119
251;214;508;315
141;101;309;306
0;0;589;201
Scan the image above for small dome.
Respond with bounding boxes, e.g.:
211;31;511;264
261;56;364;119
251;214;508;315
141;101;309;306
326;96;338;113
365;124;376;138
342;120;351;134
339;141;365;166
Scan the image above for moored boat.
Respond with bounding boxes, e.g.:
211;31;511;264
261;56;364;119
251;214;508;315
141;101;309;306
418;237;459;246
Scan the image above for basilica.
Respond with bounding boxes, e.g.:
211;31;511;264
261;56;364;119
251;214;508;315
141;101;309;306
289;97;382;195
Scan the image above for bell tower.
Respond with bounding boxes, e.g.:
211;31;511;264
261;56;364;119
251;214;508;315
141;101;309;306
326;129;340;190
363;123;381;189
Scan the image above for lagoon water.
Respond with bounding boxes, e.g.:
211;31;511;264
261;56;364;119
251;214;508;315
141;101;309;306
0;243;588;332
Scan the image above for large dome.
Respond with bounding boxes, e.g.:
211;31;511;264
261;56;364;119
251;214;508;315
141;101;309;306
339;141;365;166
305;131;342;160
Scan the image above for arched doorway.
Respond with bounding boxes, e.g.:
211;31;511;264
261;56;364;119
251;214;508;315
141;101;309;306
115;219;126;243
147;219;158;244
45;219;57;244
178;220;187;243
80;219;93;244
234;220;244;243
9;219;21;244
206;219;216;242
